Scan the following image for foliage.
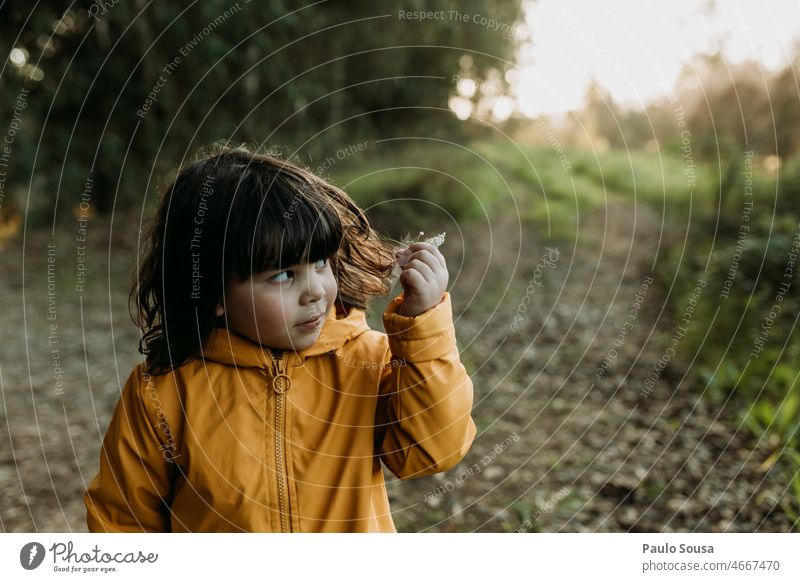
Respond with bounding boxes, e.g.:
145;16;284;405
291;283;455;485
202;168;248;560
0;0;524;224
659;146;800;523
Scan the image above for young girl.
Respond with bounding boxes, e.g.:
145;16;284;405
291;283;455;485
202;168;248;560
84;144;477;532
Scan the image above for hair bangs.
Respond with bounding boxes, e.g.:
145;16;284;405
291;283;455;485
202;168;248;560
228;175;343;281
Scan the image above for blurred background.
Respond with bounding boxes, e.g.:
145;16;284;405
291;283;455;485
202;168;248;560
1;0;799;532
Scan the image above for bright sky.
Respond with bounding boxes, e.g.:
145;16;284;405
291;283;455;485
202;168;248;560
513;0;800;117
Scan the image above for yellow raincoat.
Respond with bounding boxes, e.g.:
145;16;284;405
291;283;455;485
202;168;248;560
84;292;477;532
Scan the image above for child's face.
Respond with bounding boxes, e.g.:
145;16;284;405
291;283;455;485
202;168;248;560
220;257;338;351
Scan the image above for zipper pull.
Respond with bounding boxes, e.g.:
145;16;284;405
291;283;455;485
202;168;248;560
268;349;292;394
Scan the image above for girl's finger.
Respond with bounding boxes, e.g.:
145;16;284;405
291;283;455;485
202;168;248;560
400;267;426;290
404;258;435;283
407;249;443;273
408;242;446;269
395;248;412;267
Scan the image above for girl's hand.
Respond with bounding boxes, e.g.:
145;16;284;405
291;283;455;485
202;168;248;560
394;242;449;317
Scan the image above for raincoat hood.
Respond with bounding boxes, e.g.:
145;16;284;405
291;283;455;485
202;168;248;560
201;304;371;368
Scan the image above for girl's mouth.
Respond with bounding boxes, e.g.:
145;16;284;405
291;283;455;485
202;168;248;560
296;312;324;329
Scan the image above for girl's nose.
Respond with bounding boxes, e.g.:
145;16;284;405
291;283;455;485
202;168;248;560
302;273;326;304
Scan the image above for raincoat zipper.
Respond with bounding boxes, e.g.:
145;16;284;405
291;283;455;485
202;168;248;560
266;347;292;532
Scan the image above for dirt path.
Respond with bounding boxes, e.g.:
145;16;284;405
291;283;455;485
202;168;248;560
388;200;794;532
0;200;794;532
0;219;143;532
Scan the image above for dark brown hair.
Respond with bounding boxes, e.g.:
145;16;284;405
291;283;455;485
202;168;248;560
132;143;396;375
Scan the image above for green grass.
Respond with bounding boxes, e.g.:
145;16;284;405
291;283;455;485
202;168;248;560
331;141;716;241
332;142;511;233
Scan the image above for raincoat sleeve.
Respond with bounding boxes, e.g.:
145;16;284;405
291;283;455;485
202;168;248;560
376;291;477;479
84;364;178;532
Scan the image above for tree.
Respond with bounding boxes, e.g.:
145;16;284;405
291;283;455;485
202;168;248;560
1;0;525;224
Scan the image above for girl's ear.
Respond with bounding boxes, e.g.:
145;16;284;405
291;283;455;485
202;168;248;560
215;303;224;317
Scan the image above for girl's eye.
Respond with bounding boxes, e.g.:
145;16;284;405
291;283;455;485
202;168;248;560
269;270;293;283
268;259;326;282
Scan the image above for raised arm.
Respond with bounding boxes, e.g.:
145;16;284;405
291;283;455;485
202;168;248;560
375;291;477;479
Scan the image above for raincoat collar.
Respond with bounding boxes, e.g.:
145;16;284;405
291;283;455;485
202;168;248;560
201;305;371;368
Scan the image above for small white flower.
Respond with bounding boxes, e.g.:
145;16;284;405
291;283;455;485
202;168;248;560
424;232;446;248
388;231;446;288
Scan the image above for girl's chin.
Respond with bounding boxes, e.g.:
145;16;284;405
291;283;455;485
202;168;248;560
276;330;321;352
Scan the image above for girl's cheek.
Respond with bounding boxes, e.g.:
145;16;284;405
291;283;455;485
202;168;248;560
326;270;338;296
